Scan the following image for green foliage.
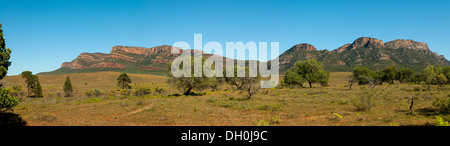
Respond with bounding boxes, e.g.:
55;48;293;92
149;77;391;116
134;86;152;96
33;81;43;97
398;68;415;83
422;65;438;90
352;67;378;85
0;23;12;80
167;56;219;95
20;71;42;97
85;88;102;97
117;73;132;89
333;113;343;119
380;66;398;84
153;86;165;95
269;115;282;124
286;59;330;88
63;76;73;97
0;88;19;112
435;116;450;126
433;97;450;114
283;68;305;88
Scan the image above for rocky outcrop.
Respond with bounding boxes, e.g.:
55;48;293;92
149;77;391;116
384;39;429;51
58;45;209;71
350;37;385;49
285;43;317;54
333;37;384;53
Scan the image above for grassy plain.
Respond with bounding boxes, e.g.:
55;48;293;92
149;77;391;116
1;72;448;126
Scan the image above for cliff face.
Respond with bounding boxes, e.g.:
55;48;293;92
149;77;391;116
59;45;186;71
52;45;212;75
44;37;449;75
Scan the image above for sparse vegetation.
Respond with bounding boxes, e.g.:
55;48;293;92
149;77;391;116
86;88;102;97
2;70;450;126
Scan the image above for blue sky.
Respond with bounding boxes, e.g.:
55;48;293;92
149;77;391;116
0;0;449;75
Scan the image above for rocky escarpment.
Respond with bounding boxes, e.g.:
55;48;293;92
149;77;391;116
384;39;429;51
44;37;449;75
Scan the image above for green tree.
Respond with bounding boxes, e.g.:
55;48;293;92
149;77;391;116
225;66;261;99
380;66;398;84
117;73;132;90
352;67;377;85
33;80;43;97
422;65;438;91
441;66;450;84
20;71;42;97
398;68;415;83
0;23;18;111
436;73;448;89
63;76;73;97
0;23;12;80
167;56;217;95
288;59;330;88
283;68;305;88
20;71;33;96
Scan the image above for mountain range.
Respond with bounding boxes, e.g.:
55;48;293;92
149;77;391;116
39;37;449;75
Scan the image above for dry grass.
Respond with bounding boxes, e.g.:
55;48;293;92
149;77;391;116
2;72;448;126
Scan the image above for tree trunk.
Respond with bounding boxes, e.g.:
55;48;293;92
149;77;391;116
184;87;192;95
309;82;312;88
409;97;414;115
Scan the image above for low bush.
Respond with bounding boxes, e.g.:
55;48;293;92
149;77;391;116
353;90;374;111
85;89;102;97
433;97;450;114
134;86;152;97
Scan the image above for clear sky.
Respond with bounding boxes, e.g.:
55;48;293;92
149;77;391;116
1;0;449;75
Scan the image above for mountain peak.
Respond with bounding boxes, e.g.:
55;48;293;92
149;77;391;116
384;39;429;51
285;43;317;53
333;37;384;53
350;37;385;49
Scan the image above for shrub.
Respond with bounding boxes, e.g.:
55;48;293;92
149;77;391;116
269;115;282;124
134;86;152;96
435;116;450;126
119;89;130;96
433;97;450;114
353;90;374;111
9;85;24;97
0;88;19;112
153;86;165;95
85;89;102;97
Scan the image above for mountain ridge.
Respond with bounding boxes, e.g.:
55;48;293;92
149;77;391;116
39;37;449;75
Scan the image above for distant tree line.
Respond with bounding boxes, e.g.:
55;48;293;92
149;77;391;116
350;65;450;90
